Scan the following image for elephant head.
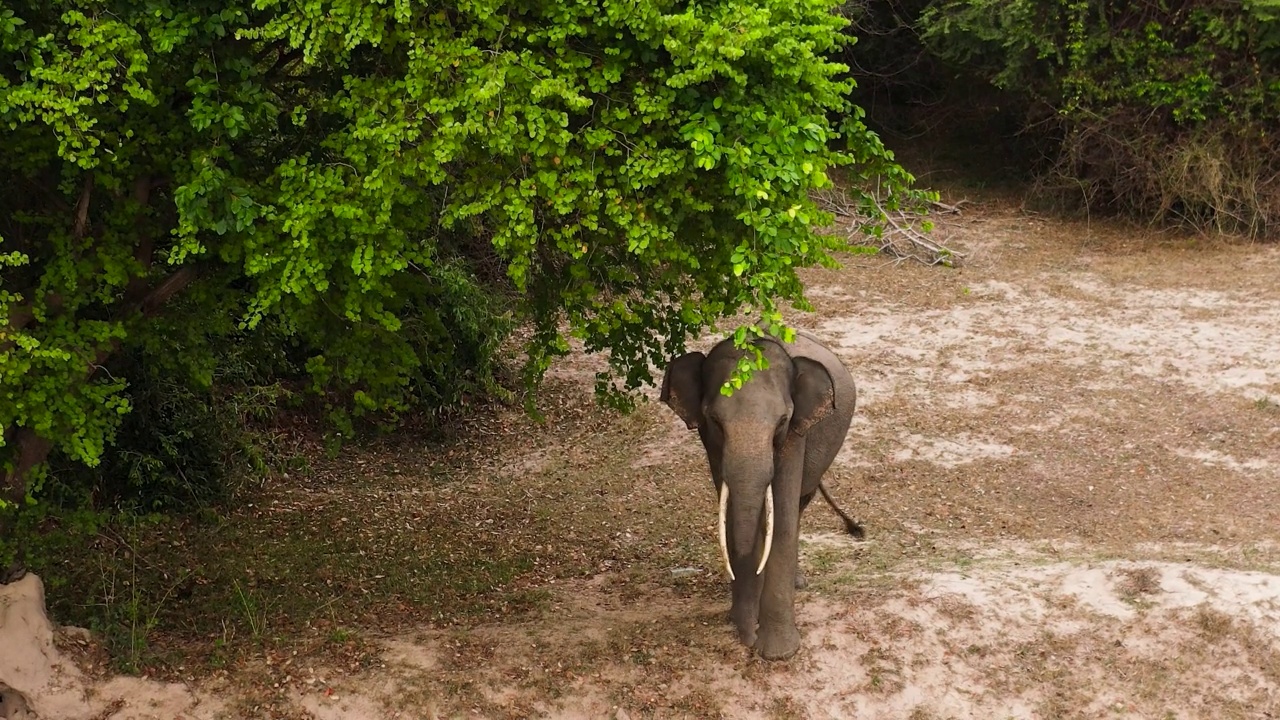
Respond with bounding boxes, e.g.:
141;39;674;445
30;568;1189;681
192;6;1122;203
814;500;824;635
660;332;853;658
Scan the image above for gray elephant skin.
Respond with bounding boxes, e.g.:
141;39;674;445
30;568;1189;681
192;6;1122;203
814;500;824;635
661;329;863;660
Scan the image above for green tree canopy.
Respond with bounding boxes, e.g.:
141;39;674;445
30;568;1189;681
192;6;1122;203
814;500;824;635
0;0;916;531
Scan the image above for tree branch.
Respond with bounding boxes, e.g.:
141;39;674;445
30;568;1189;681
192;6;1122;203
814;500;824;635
1;295;64;356
6;304;35;335
138;266;198;318
124;175;154;304
265;48;306;83
73;175;93;240
90;265;200;371
813;189;967;267
2;265;201;515
1;174;91;343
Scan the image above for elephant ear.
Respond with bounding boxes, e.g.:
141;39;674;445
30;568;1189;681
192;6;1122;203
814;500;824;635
790;356;837;436
660;351;706;430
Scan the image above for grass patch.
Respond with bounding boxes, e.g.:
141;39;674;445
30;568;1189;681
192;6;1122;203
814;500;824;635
29;477;544;675
1193;606;1235;642
1115;566;1162;607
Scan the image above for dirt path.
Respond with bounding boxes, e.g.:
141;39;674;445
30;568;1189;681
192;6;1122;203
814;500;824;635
12;192;1280;719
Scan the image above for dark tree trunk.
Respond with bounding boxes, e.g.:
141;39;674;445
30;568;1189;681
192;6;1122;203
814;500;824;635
1;429;51;508
1;174;198;582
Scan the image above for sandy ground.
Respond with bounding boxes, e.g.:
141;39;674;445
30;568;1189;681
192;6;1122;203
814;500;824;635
6;192;1280;719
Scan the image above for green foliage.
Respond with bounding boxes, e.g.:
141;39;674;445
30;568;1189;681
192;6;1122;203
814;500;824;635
45;301;299;511
919;0;1280;234
1;0;915;541
921;0;1280;122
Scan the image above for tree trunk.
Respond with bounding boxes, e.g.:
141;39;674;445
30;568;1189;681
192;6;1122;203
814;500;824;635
1;429;52;581
1;174;198;581
2;266;195;496
1;429;52;508
3;294;63;339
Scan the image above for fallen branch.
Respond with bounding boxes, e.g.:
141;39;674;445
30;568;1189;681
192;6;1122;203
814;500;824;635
814;189;967;267
877;200;965;267
929;198;969;215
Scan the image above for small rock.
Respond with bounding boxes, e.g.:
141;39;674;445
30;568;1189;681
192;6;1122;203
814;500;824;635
669;567;702;577
615;709;632;720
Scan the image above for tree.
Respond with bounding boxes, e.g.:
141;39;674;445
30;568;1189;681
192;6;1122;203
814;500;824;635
918;0;1280;234
0;0;917;547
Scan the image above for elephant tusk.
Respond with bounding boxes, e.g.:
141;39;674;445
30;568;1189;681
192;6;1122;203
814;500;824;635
756;485;774;576
718;482;734;581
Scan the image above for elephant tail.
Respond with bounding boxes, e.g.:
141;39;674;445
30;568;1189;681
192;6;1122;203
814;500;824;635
818;482;865;540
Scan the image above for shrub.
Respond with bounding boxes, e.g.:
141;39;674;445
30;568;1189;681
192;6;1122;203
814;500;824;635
1;0;919;561
919;0;1280;235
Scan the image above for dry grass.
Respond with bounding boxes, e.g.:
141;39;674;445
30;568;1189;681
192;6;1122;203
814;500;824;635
1116;566;1162;605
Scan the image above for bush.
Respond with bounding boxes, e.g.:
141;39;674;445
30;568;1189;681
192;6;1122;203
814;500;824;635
919;0;1280;235
45;303;297;512
1;0;919;559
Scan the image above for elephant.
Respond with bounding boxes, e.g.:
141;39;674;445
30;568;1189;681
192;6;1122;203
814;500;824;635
660;329;864;660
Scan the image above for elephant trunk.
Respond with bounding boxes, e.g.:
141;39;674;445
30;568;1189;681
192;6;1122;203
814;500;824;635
719;452;776;581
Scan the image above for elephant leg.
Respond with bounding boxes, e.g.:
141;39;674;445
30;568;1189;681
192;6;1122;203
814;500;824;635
799;490;816;514
794;490;816;590
755;441;805;660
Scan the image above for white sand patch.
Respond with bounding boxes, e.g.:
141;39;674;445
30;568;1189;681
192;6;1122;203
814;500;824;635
965;279;1026;301
804;285;856;299
833;417;879;467
1174;448;1275;473
379;638;439;672
888;432;1016;468
298;687;397;720
942;388;999;409
776;554;1280;718
705;551;1280;719
817;272;1280;403
800;531;869;550
927;559;1280;634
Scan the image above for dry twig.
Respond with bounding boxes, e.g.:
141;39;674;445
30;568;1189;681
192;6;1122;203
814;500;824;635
814;189;967;267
